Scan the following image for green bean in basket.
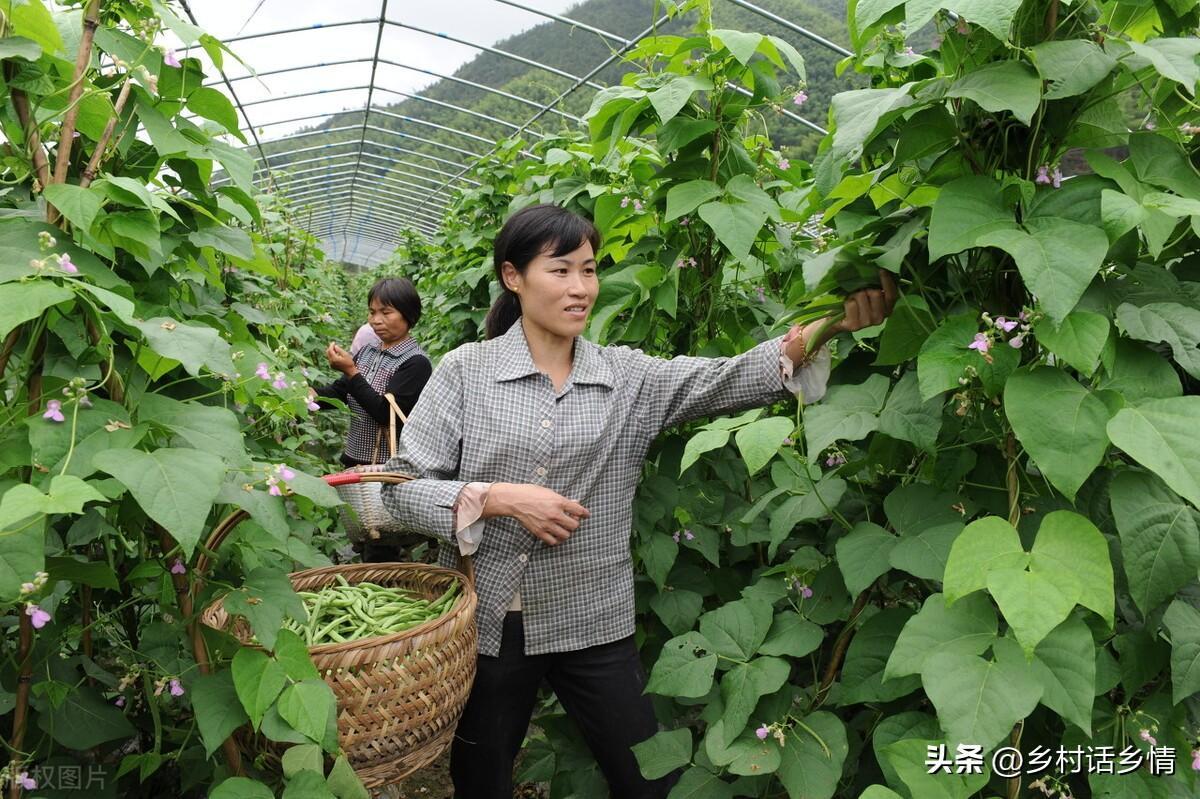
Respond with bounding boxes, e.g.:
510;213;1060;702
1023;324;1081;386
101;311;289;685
280;575;461;646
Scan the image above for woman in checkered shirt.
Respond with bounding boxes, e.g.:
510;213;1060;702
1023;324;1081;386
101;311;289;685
381;205;895;798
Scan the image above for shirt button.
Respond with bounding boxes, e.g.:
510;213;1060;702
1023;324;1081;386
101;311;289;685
535;466;547;477
518;553;528;563
541;419;552;429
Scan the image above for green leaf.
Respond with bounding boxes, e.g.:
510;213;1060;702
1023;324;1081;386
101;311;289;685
709;29;763;65
44;556;118;589
648;75;713;124
945;60;1042;124
719;657;790;744
649;588;704;637
93;175;157;210
1115;302;1200;380
679;428;730;475
638;530;678;591
829;87;915;164
1162;600;1200;704
193;670;250;757
42;184;104;233
1031;616;1096;734
942;517;1027;603
0;36;42;60
217;482;289;540
927;176;1016;261
987;567;1079;654
667;767;735;799
633;728;693;781
1032;40;1117;98
232;648;288;730
1097;339;1182;403
726;175;782;223
281;742;323;779
860;788;905;799
283;770;336;799
1027;511;1113;627
1107;396;1200;507
979;218;1109;323
919;312;1020;398
1100;188;1145;241
277;679;336;748
0;282;74;340
1033;312;1110;376
836;522;896;596
876;295;936;365
92;447;225;558
735;416;793;475
697;201;768;261
186;86;242;137
210;777;274;799
665;179;722;222
224;568;307;651
1111;470;1200;617
905;0;1022;42
803;374;889;458
759;612;823;658
1126;38;1200;93
326;755;369;799
139;393;250;467
882;738;989;799
698;598;773;661
646;632;719;699
37;683;135;749
1004;367;1112;500
838;608;920;704
877;370;942;452
130;316;235;377
921;650;1043;750
885;593;998;680
776;712;848;799
274;629;320;682
189;224;254;260
0;475;106;530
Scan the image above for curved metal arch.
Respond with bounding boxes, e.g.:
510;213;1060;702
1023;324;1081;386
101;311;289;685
202;58;374;88
285;186;447;222
255;149;480;185
375;59;580;122
264;157;461;193
238;85;373;110
274;175;452;209
302;211;439;239
249;140;473;176
372;88;543;136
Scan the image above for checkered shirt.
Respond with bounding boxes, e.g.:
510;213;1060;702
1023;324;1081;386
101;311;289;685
379;321;821;656
343;337;427;463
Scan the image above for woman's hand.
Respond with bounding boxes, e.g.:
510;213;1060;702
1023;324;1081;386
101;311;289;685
794;270;899;357
326;342;357;376
483;483;590;547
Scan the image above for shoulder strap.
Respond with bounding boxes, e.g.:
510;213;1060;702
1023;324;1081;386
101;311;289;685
383;392;407;459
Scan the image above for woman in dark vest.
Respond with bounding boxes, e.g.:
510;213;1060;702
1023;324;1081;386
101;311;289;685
380;205;895;798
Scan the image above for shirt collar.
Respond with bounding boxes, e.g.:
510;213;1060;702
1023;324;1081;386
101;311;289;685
375;337;418;357
493;319;613;388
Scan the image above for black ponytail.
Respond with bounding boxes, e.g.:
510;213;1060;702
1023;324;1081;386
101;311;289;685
484;203;600;340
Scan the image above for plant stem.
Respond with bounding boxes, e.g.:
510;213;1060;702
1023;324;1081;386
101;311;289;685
812;588;871;709
49;0;102;193
81;77;135;188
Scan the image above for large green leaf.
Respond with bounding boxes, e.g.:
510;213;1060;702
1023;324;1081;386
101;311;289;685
632;729;693;781
232;648;288;730
38;684;136;750
210;778;274;799
885;593;997;680
698;598;773;661
1004;367;1111;500
1097;339;1181;403
139;393;250;466
1111;470;1200;616
836;522;896;597
277;679;337;749
884;483;966;582
904;0;1022;42
828;87;915;164
223;568;307;651
917;313;1019;399
803;374;889;459
1115;302;1200;380
776;712;848;799
1032;40;1117;98
667;767;735;799
987;567;1078;654
697;201;768;261
679;428;730;475
1126;38;1200;94
1163;600;1200;704
709;28;763;65
0;35;42;60
186;86;242;136
648;75;713;124
1033;311;1110;376
649;588;704;637
979;218;1108;323
719;657;790;745
647;632;718;699
921;650;1043;750
942;517;1027;603
882;738;989;799
735;416;794;476
838;608;920;705
1030;617;1096;734
1107;396;1200;507
927;176;1016;260
42;183;105;233
665;180;722;222
759;613;823;658
0;475;106;531
877;370;942;452
92;447;225;557
1028;511;1114;627
0;282;74;339
946;61;1041;125
193;670;250;757
876;295;936;365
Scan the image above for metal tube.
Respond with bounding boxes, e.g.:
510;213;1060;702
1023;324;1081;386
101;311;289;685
720;0;853;57
251;150;479;184
265;157;457;191
274;175;450;208
344;0;392;231
371;89;534;133
376;59;579;122
285;187;445;222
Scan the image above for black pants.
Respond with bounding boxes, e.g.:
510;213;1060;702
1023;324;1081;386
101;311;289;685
450;613;670;799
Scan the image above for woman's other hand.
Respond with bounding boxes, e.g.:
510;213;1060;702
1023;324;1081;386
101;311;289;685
484;483;590;547
326;342;357;376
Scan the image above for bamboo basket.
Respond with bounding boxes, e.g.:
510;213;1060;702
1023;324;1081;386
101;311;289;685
191;471;477;789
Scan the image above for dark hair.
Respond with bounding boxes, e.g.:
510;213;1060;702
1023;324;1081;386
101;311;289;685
484;204;600;340
368;276;422;327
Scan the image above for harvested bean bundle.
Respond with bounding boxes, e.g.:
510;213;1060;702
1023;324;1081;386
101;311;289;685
281;574;461;646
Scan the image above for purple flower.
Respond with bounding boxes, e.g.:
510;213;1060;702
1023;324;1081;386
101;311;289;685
956;16;969;34
1008;335;1024;348
1191;749;1200;771
1145;120;1156;130
59;253;78;273
903;46;915;56
793;91;807;106
43;400;65;423
825;453;846;467
679;216;689;227
995;317;1017;332
79;394;92;408
255;362;271;380
278;465;296;481
1051;167;1062;189
16;773;35;790
1018;310;1029;322
170;558;186;575
25;604;51;629
272;373;287;390
968;333;990;354
169;678;184;697
163;49;181;68
755;286;766;303
633;200;644;212
620;197;630;208
114;696;126;708
797;583;814;599
672;531;680;543
307;400;320;411
755;725;770;740
267;481;283;497
684;529;695;541
1140;729;1157;746
1035;166;1051;185
778;158;790;170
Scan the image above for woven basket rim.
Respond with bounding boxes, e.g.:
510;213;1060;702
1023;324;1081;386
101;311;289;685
199;561;475;656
